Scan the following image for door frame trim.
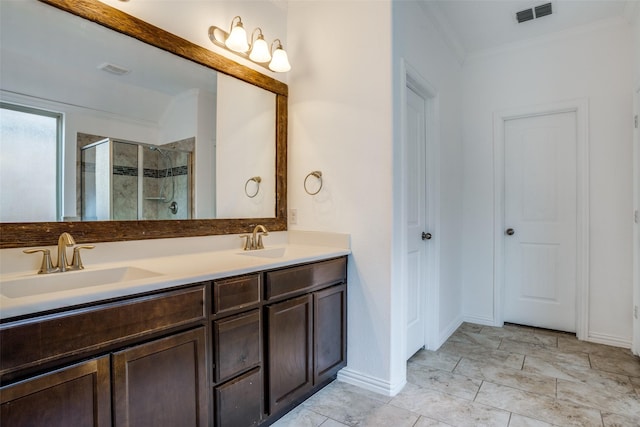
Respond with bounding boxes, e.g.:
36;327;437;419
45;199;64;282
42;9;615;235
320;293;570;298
398;59;440;353
633;87;640;355
493;98;590;339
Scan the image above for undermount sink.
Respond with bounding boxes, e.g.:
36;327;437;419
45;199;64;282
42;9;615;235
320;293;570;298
0;266;163;299
237;247;288;259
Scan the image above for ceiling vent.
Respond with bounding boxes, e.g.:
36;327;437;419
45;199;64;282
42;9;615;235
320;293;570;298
534;3;553;18
516;8;534;23
98;62;131;76
516;3;552;24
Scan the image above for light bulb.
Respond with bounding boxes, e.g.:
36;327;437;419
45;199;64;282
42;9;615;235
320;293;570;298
250;36;271;63
225;19;249;53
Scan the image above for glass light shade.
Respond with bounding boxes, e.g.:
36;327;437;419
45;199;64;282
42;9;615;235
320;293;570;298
249;37;271;63
225;24;249;53
269;48;291;72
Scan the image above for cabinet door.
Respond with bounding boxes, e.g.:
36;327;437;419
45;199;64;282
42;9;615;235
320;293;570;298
0;356;110;427
112;328;208;427
314;284;347;384
267;294;313;413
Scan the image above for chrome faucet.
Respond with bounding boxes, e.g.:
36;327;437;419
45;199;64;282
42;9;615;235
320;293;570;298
23;232;94;274
239;225;269;250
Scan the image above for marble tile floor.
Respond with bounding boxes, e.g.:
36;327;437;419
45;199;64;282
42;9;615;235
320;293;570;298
272;322;640;427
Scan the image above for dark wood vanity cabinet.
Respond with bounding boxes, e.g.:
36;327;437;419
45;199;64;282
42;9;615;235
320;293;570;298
0;256;347;427
265;257;348;418
211;256;347;426
0;284;209;427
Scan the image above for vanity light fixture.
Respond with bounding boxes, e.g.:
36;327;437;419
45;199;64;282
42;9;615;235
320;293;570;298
208;16;291;72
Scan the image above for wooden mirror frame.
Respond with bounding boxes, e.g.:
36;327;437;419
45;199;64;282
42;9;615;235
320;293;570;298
0;0;287;249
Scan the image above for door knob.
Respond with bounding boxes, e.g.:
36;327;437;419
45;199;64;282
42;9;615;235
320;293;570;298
421;232;432;240
505;228;515;236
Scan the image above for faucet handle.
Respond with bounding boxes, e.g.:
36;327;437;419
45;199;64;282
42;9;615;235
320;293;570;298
23;248;58;274
239;235;252;251
70;245;95;270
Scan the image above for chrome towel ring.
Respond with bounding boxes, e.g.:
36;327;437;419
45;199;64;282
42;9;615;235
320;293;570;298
304;171;323;195
244;176;262;198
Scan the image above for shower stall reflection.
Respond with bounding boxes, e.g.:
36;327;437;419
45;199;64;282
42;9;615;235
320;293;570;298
81;139;191;220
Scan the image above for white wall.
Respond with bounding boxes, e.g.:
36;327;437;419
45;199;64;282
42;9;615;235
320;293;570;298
461;21;635;345
286;1;397;394
392;1;464;347
216;75;276;219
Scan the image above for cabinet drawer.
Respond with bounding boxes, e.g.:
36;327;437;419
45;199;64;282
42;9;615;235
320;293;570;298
213;274;261;315
213;310;261;383
215;367;263;427
265;257;346;301
1;285;206;378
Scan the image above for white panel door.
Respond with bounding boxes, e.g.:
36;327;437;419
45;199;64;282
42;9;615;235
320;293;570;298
504;111;577;332
405;85;428;358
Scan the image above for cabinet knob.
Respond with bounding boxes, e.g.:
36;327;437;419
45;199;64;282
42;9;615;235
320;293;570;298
506;228;515;236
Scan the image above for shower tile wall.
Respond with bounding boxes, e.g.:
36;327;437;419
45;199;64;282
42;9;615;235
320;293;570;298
143;145;191;220
143;152;160;220
160;137;194;220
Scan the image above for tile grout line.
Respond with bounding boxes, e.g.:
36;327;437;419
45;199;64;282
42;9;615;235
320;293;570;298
473;379;484;402
451;355;463;373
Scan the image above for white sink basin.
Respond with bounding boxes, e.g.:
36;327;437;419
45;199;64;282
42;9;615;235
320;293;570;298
237;247;288;259
0;266;162;299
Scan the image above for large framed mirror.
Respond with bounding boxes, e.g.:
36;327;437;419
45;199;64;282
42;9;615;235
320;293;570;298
0;0;287;248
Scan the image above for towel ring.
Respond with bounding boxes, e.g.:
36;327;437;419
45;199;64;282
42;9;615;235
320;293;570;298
304;171;323;195
244;176;261;198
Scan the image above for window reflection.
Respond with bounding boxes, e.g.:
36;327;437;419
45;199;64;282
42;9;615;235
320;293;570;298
0;103;61;222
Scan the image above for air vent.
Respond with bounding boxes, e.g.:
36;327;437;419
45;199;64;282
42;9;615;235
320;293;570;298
98;62;131;76
535;3;553;18
516;8;534;23
516;3;552;23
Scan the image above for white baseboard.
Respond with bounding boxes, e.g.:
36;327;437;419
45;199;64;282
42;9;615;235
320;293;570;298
587;332;632;349
337;368;406;397
434;315;464;349
462;315;497;327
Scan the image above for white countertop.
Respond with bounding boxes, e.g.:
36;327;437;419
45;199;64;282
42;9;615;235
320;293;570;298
0;231;350;320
